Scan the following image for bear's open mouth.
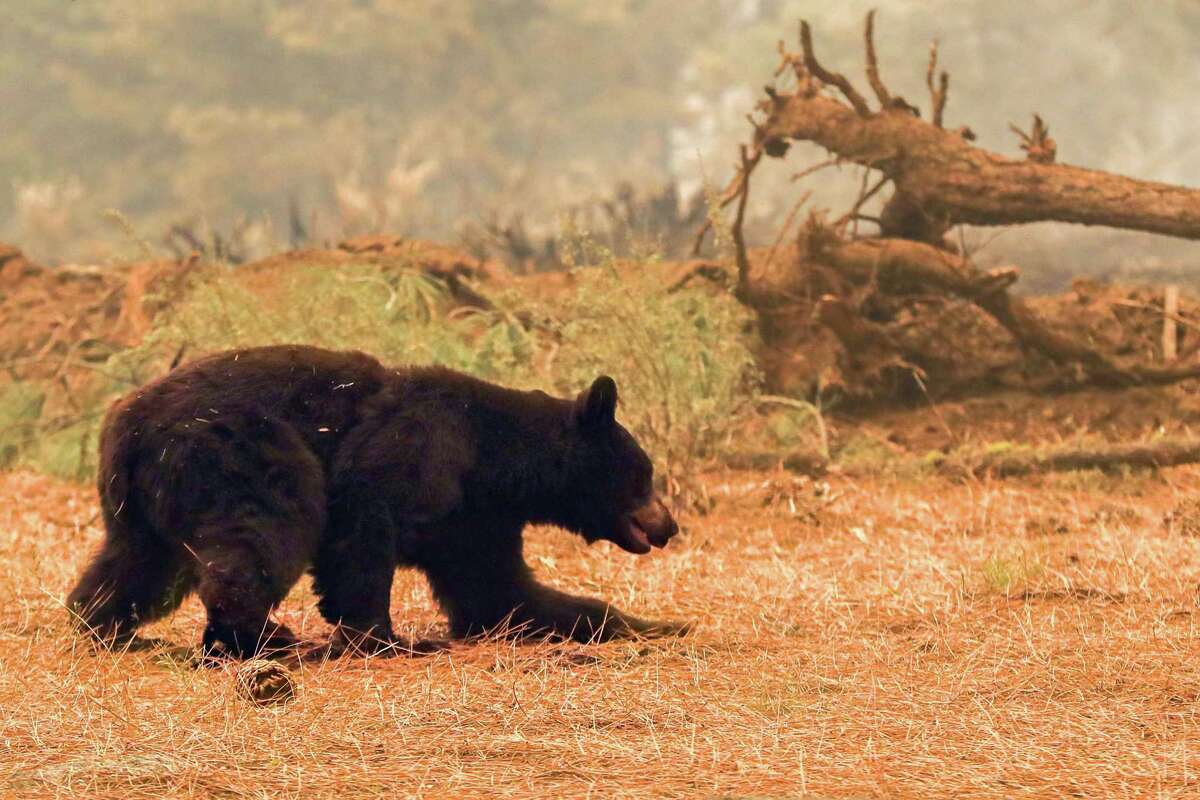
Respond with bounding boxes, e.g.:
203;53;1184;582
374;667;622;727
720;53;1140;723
610;512;673;555
621;516;654;554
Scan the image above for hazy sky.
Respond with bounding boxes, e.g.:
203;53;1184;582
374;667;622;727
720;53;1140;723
2;1;1198;281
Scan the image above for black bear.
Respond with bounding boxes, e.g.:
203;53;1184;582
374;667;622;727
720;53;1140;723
67;345;687;657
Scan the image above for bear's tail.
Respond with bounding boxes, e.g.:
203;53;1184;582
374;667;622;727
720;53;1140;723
67;400;189;642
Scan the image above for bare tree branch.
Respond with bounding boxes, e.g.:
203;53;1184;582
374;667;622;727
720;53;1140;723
863;10;892;108
732;145;754;301
925;40;949;128
800;20;871;116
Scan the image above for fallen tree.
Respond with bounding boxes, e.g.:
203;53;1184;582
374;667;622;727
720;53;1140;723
701;10;1200;247
719;437;1200;481
702;11;1200;401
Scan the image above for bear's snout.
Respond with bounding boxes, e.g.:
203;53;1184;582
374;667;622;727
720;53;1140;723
630;496;678;548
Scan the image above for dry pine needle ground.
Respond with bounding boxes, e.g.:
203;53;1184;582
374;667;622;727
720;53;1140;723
2;467;1200;798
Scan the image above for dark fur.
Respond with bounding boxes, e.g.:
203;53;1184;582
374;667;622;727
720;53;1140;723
67;345;686;657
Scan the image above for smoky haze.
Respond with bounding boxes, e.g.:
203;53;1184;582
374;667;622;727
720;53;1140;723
3;1;1198;288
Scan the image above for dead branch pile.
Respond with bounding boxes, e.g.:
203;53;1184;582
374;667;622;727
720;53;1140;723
0;245;203;381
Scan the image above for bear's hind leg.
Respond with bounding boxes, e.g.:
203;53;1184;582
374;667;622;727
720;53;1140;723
68;533;195;645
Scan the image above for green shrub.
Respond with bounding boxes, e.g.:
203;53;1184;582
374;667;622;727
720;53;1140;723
22;416;105;483
526;264;758;493
0;378;115;482
125;264;476;369
0;381;46;468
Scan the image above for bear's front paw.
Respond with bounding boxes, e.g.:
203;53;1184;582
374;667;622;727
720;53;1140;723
629;618;694;639
200;621;304;662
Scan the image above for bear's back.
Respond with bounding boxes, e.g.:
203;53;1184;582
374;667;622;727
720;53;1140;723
136;345;387;419
102;345;395;469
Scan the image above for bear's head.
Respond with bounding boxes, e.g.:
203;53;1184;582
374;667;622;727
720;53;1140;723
564;376;679;555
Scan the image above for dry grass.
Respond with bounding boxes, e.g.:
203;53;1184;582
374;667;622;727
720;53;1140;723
3;466;1200;798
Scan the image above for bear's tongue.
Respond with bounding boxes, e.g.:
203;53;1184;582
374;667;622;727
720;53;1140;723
615;518;653;554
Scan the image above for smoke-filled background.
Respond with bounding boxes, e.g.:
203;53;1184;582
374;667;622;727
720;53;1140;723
3;0;1198;286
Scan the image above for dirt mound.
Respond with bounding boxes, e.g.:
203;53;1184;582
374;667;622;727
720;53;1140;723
0;237;514;385
242;234;509;283
0;243;41;287
1029;279;1193;363
2;234;1197;455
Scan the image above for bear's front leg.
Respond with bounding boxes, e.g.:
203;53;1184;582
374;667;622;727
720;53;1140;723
513;583;693;643
420;523;691;643
311;500;447;657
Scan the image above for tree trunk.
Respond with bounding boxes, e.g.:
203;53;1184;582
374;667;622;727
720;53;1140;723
703;13;1200;401
756;93;1200;242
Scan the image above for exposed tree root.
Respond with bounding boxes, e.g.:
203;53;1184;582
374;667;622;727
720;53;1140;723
812;237;1200;388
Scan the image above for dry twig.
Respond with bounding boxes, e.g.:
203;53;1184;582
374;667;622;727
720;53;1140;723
925;39;949;127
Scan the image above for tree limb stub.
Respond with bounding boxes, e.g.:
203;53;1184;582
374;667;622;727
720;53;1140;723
1010;114;1057;164
925;40;948;128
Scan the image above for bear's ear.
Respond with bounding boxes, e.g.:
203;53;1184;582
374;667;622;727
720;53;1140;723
576;375;618;432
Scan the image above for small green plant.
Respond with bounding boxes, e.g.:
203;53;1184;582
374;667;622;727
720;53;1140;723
980;551;1044;595
759;396;830;459
834;433;897;471
983;440;1021;456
